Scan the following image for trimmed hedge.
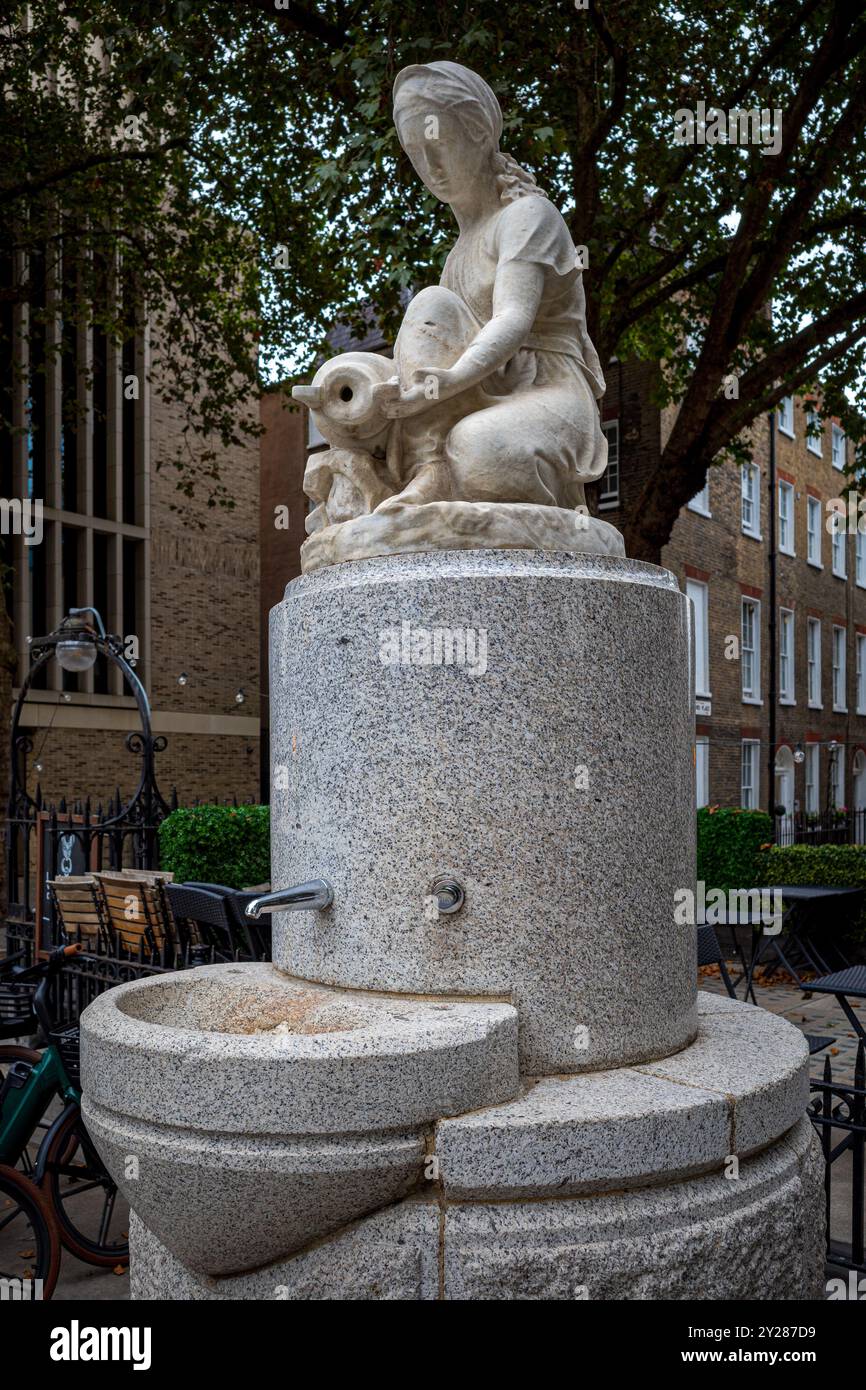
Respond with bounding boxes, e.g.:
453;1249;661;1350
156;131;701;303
758;842;866;940
158;805;270;890
697;806;774;893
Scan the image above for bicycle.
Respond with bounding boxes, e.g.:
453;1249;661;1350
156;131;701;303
0;1161;61;1299
0;944;128;1274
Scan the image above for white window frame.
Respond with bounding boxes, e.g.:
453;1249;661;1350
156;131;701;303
806;409;823;456
598;420;620;509
741;463;761;539
778;481;795;555
806;496;822;568
777;396;795;437
831;423;846;471
832;747;845;811
779;608;795;704
804;743;819;816
687;579;710;698
807;617;822;709
687;477;711;517
833;625;847;712
741;739;760;810
695;737;709;809
857;530;866;588
858;634;866;716
832;524;847;579
741;597;761;703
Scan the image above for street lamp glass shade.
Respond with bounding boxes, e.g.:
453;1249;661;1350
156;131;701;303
56;638;97;672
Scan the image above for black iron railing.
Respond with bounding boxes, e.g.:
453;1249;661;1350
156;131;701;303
776;809;866;847
809;1041;866;1274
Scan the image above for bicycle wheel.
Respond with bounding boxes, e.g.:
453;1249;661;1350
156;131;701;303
39;1106;128;1267
0;1163;61;1299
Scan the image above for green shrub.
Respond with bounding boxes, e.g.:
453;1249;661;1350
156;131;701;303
758;842;866;940
158;805;270;889
697;807;774;893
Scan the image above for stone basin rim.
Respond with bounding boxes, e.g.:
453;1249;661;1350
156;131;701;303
80;962;520;1059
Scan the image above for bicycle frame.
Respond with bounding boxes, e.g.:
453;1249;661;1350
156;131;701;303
0;1045;79;1168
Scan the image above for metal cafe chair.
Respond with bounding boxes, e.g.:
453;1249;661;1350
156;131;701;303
165;884;257;962
182;882;270;959
696;924;835;1057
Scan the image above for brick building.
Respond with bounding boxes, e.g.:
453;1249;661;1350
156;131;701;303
593;363;866;820
1;313;261;813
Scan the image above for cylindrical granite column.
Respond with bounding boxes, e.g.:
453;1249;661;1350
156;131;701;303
270;549;696;1074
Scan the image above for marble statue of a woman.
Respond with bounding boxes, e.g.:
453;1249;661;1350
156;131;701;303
293;61;624;572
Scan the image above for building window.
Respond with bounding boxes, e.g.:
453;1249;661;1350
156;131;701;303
778;481;795;555
741;740;760;810
832;423;846;471
778;396;794;437
598;420;619;508
741;463;761;538
832;523;847;579
857;530;866;588
807;617;822;708
831;746;845;810
833;625;847;711
741;597;761;702
779;608;795;703
807;496;822;567
686;579;710;697
807;409;823;456
695;737;709;809
688;476;711;516
805;743;819;815
858;634;866;715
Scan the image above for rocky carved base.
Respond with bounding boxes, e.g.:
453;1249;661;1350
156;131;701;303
300;501;624;573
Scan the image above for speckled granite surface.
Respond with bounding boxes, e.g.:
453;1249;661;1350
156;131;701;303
129;1118;824;1301
270;549;697;1074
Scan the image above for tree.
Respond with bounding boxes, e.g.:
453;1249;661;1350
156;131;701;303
2;0;866;554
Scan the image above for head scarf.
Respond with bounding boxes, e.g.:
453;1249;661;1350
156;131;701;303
393;61;503;147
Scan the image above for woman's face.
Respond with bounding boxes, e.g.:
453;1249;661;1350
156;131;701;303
396;104;491;204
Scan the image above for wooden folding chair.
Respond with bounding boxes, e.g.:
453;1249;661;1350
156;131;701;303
95;872;172;955
48;876;111;950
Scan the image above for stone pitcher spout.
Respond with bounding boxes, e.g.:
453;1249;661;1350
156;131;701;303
245;880;333;918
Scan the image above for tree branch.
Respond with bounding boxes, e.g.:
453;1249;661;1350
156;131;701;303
1;137;188;204
231;0;349;48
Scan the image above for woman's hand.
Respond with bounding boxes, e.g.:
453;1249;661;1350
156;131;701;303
382;366;461;419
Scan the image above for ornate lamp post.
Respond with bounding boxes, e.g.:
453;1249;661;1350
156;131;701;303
5;607;172;957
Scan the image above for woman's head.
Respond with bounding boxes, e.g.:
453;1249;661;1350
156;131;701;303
393;61;546;206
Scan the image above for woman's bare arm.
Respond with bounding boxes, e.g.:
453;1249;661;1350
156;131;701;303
384;259;544;418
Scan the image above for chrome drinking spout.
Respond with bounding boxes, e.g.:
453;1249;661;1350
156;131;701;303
245;880;333;919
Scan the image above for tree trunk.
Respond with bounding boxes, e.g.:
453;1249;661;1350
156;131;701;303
0;593;17;920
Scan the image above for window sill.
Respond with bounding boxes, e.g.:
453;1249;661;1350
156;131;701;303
807;558;823;570
741;696;764;706
687;505;712;519
597;499;620;511
779;698;796;707
807;445;823;458
833;570;848;581
833;705;848;714
778;425;795;439
808;702;823;711
742;528;763;542
779;546;796;558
